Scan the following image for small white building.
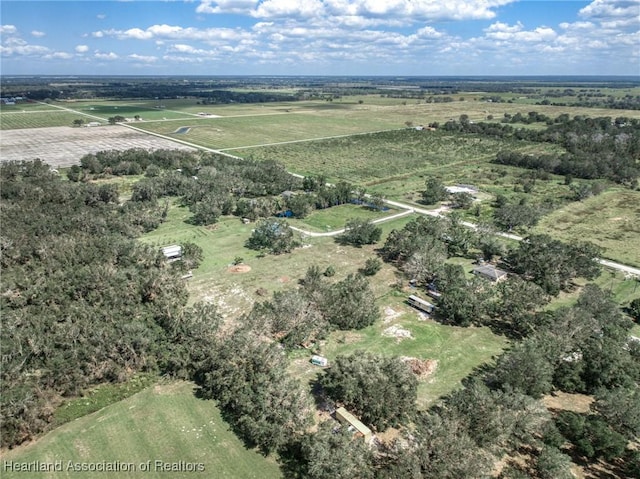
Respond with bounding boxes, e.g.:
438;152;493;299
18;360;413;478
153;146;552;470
161;245;183;262
311;355;328;367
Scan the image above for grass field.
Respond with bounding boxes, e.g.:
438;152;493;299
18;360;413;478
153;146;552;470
302;294;508;408
287;203;395;232
0;381;282;479
139;201;414;313
233;129;562;185
535;189;640;267
0;110;93;129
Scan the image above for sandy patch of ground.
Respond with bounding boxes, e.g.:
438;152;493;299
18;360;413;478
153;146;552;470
383;306;403;324
383;325;413;340
542;391;594;413
227;264;251;273
400;357;438;380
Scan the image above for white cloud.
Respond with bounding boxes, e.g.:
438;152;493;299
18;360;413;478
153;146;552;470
253;0;325;18
579;0;640;20
1;44;50;56
197;0;518;22
75;45;89;53
96;24;251;43
31;30;46;37
94;51;119;60
484;22;557;42
92;31;104;38
0;25;17;34
45;51;74;60
97;13;107;19
128;53;157;62
196;0;258;14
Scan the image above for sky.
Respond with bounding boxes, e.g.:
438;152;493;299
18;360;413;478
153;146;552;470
0;0;639;76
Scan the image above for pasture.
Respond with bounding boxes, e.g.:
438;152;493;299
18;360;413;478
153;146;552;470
292;297;508;408
0;110;89;130
0;381;283;479
535;189;640;267
287;203;395;232
139;202;414;313
233;129;562;187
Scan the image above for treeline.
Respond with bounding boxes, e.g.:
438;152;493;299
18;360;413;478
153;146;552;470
73;150;373;226
0;160;209;448
194;90;299;104
442;114;640;184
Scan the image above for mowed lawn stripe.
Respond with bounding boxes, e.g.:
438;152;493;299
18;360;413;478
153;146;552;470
1;382;282;479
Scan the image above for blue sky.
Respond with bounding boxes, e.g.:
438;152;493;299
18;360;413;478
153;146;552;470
1;0;638;76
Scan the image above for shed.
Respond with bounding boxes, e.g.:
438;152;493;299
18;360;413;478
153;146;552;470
161;245;183;262
311;355;328;367
472;265;508;283
335;407;372;443
407;295;436;314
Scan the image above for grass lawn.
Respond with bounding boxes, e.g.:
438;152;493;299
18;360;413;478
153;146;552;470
0;381;282;479
291;291;508;409
139;202;414;314
287;203;395;232
546;268;640;313
534;188;640;267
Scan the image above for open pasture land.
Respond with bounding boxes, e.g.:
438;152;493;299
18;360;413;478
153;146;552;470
535;189;640;267
0;126;195;167
54;99;200;121
306;299;508;408
134;110;407;150
0;381;282;479
0;110;90;130
139;202;414;314
233;129;561;185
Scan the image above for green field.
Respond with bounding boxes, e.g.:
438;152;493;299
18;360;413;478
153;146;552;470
0;381;282;479
0;110;92;129
287;203;396;232
535;189;640;267
290;295;508;408
233;130;560;185
139;202;414;311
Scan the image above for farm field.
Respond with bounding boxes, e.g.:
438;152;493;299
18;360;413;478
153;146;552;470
0;110;92;129
134;111;406;150
0;381;282;479
233;129;562;185
0;126;195;167
535;189;640;267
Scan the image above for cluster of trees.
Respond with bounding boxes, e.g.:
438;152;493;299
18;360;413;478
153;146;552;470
291;283;639;479
0;160;207;448
193;265;381;454
321;353;418;431
442;114;640;184
74;150;382;227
